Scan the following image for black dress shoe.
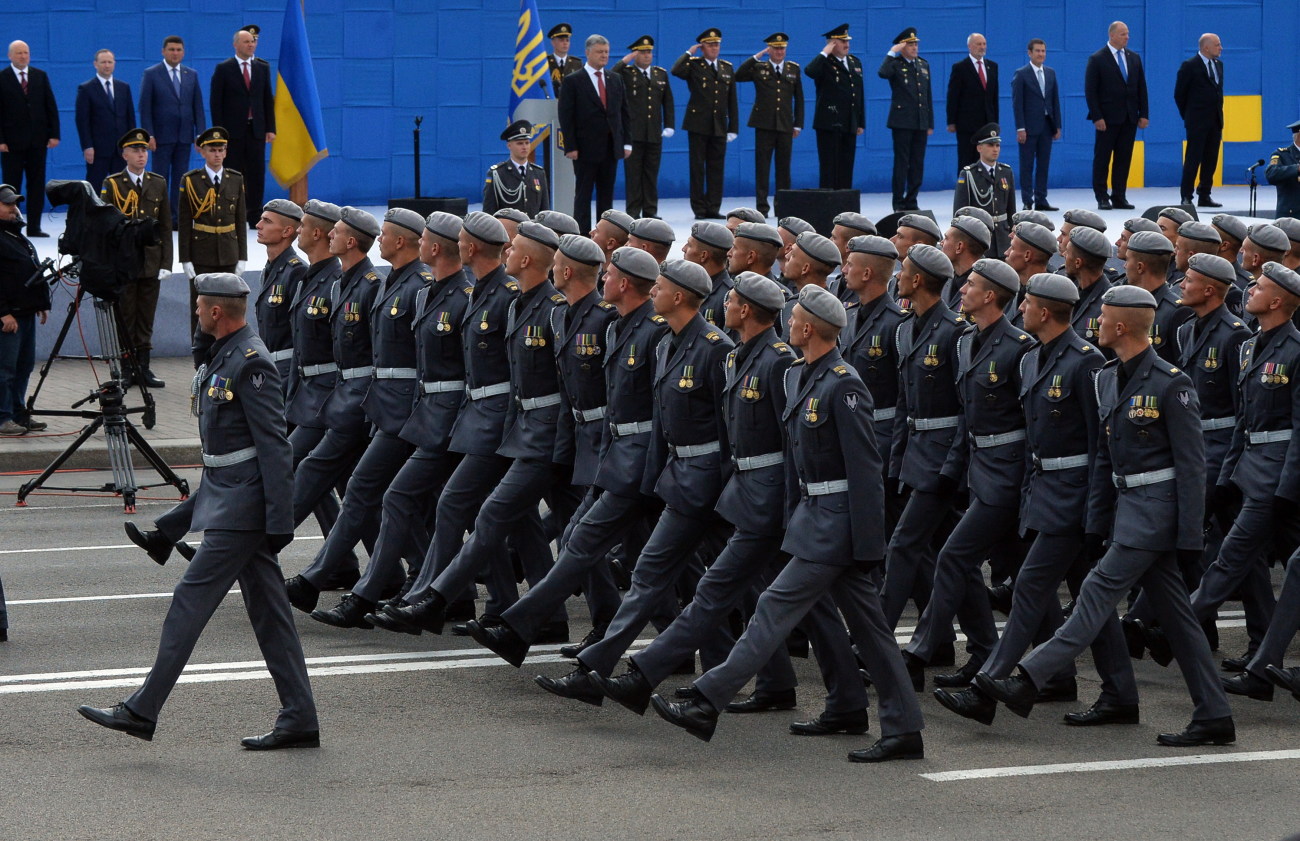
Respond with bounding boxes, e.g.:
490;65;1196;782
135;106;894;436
141;369;166;388
1035;677;1078;704
929;641;956;667
973;670;1036;718
21;419;47;431
124;522;175;566
444;599;476;622
321;568;360;592
591;666;654;715
933;658;981;688
1112;200;1135;210
1097;201;1113;211
78;702;155;741
241;728;320;750
1222;670;1274;701
674;685;700;700
1197;198;1223;208
987;582;1013;616
535;620;570;644
650;693;718;742
1143;623;1173;667
934;686;996;725
1264;664;1300;702
466;619;529;668
1156;716;1235;747
1063;700;1139;726
366;602;422;635
1121;616;1147;660
534;667;603;706
284;575;320;613
450;622;470;636
559;626;605;658
902;652;925;692
1035;203;1059;212
382;592;446;634
1221;653;1250;672
789;709;870;736
27;230;49;237
725;688;797;714
176;541;196;561
0;628;6;642
847;731;924;763
310;593;375;629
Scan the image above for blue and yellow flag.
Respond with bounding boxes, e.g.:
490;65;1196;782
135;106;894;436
270;0;328;187
510;0;551;149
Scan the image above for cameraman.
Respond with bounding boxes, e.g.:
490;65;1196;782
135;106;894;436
0;183;49;436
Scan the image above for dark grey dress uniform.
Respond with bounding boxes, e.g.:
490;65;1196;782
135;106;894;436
1016;345;1232;727
672;51;740;219
904;317;1031;666
1071;277;1114;358
735;56;804;216
1265;142;1300;219
700;268;734;335
882;300;966;628
1149;283;1195;365
554;289;620;488
285;256;343;430
615;59;675;219
253;246;307;392
954;162;1016;258
692;348;926;743
482;160;549;217
805;52;865;189
878;52;934;210
126;323;316;732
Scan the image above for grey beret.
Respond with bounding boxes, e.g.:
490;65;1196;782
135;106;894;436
516;220;559;250
1069;226;1112;259
1274;216;1300;244
1101;285;1157;309
726;207;765;224
558;233;604;266
1025;272;1079;305
599;208;635;233
796;231;842;268
1123;216;1161;234
265;198;305;221
1011;209;1054;231
339;207;381;239
906;243;954;280
1186;253;1236;286
534;209;580;236
609;246;660;282
462;210;509;245
972;258;1020;294
950;214;992;249
301;199;339;223
847;234;897;259
898;213;943;241
733;221;782;248
691;221;735;251
954;206;995;231
493;207;529;224
1158;206;1194;226
194;271;250;298
1178;220;1221;245
659;258;712;297
424;210;462;241
833;211;877;235
384;207;426;236
1248;223;1290;253
798;284;847;329
733;271;787;313
1062;208;1107;233
1013;221;1057;257
630;217;675;246
778;216;815;236
1127;230;1175;255
1263;261;1300;298
1211;213;1248;243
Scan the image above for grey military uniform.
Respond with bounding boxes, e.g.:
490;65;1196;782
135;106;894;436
253;246;307;390
285;256;343;428
1149;283;1195;365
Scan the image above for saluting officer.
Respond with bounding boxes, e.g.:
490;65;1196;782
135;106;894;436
673;29;739;221
735;33;804;218
805;24;864;189
953;124;1016;258
482;119;549;217
879;28;934;212
614;36;675;220
178;126;246;342
1264;119;1300;219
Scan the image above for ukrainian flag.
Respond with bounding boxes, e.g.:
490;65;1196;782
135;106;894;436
270;0;328;187
510;0;551;150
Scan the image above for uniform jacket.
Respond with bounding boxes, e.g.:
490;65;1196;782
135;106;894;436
890;300;965;491
0;65;59;150
614;62;675;142
558;66;631;159
448;264;520;455
1071;276;1113;349
805;53;864;133
735;57;804;133
75;77;135;158
101;170;173;276
482;160;549;217
841;293;910;452
946;56;998;134
399;266;473;452
1150;283;1195;364
878;55;933;131
363;259;430;435
1084;45;1148;126
210;56;275;137
320;258;380;432
1220;320;1300;501
1011;62;1060;136
553;288;618;484
139;61;205;146
700;269;734;336
1176;305;1250;477
594;300;670;497
1173;53;1224;129
285;256;342;427
497;280;568;461
548;54;584;92
177;167;247;264
252;246;306;379
952;317;1032;508
953;162;1016;256
1266;143;1300;219
671;54;740;137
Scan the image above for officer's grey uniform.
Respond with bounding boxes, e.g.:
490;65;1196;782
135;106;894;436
1071;275;1112;351
1149;283;1195;365
700;268;735;336
253;246;306;391
285;256;343;434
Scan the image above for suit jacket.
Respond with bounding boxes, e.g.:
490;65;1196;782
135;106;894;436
614;62;674;142
558;67;630;159
1173;54;1224;130
805;53;865;133
177;167;247;264
0;65;59;150
1084;45;1148;126
672;54;740;137
945;57;998;133
76;77;135;156
735;57;804;133
1011;62;1060;136
100;170;172;276
210;57;275;137
139;62;205;146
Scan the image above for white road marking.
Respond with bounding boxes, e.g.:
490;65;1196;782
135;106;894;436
9;591;231;605
0;535;324;556
920;750;1300;781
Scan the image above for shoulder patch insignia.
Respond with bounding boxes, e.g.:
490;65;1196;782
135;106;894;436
1080;345;1091;352
832;365;849;376
1170;367;1179;373
790;358;807;367
551;293;566;304
287;257;302;266
651;314;667;323
419;270;433;281
1233;321;1242;327
773;341;792;353
463;286;473;295
506;280;520;292
598;300;614;309
704;331;722;343
365;271;379;281
244;347;258;358
1016;333;1029;341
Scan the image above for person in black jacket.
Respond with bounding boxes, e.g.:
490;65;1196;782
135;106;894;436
1084;21;1148;210
0;41;60;237
879;28;934;212
805;24;864;190
209;26;275;225
1173;34;1224;208
559;34;631;234
0;183;49;436
946;33;998;172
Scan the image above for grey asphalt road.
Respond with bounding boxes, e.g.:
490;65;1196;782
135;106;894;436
1;469;1298;841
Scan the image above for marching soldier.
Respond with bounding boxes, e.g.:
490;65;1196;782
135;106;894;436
953;124;1016;258
482;120;549;217
178;126;246;344
614;36;674;220
284;200;343;448
805;24;864;189
251;198;308;392
682;220;735;333
879;28;934;212
1061;226;1114;355
735;33;804;217
1264;118;1300;219
672;29;739;220
1122;231;1195;364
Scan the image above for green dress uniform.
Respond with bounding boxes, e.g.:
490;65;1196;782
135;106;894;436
481;159;549;217
178;166;247;331
953;161;1017;258
672;40;739;219
614;55;675;219
735;54;804;216
878;35;933;211
1265;142;1300;219
101;168;172;359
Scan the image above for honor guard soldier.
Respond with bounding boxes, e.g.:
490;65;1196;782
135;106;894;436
102;127;171;389
252;199;308;392
1265;119;1300;219
805;24;865;189
1123;231;1194;364
978;284;1237;749
683;221;735;334
284;200;343;445
179;126;246;342
673;29;739;220
614;36;675;220
879;28;934;212
482;120;549;217
735;32;805;217
547;23;583;91
953;124;1016;258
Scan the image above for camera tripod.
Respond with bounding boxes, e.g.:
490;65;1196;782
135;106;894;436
18;273;189;512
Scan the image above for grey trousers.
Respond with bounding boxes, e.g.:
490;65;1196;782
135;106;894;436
1246;543;1300;678
291;426;370;531
882;488;963;629
287;424;344;547
694;557;926;738
125;529;318;731
1021;542;1232;722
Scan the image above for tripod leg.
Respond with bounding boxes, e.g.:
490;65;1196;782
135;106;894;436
26;287;87;417
16;417;105;505
122;419;190;498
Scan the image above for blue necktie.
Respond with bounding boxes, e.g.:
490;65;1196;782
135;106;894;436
1116;49;1128;82
171;67;181;97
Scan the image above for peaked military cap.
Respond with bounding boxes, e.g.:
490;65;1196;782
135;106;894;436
194;272;250;298
796;231;842;268
1126;230;1174;255
823;24;851;41
629;35;655;51
340;206;380;239
501;120;533;142
764;33;790;48
629;217;675;246
733;272;786;313
848;235;898;259
463;210;509;245
734;221;782;248
1026;272;1079;305
892;27;919;45
118;128;149;149
696;29;722;44
559;233;604;266
833;212;876;235
974;123;1002;145
240;24;260;37
424;210;462;241
972;258;1020;294
609;245;659;282
1186;253;1235;286
196;126;229;146
798;285;847;328
906;243;953;280
1069;226;1112;259
1062;208;1107;232
0;184;23;204
548;23;572;39
301;199;338;223
265;198;305;222
1101;285;1157;309
660;259;712;297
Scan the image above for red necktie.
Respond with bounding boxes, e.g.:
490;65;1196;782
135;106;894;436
242;60;251;89
596;69;607;108
977;59;986;89
19;70;26;94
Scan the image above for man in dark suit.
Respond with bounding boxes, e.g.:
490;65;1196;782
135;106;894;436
210;26;275;226
1174;33;1224;208
805;24;864;190
614;36;675;219
558;34;631;234
1011;39;1062;211
76;50;136;189
140;36;205;224
879;28;934;212
673;29;739;220
1084;21;1149;210
0;41;60;236
736;32;804;216
946;33;998;172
